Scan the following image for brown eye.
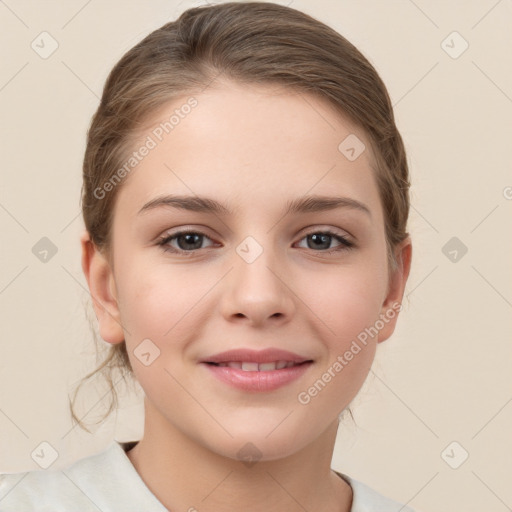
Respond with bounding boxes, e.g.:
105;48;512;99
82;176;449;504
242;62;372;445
296;231;354;253
157;230;215;254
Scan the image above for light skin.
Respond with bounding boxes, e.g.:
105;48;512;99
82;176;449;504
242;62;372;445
81;80;412;512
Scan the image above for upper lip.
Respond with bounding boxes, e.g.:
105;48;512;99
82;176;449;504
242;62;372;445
202;348;313;364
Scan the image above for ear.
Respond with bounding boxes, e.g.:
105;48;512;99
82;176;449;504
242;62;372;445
377;236;412;344
80;230;125;344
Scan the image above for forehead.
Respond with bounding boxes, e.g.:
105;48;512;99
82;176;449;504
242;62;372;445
114;81;382;222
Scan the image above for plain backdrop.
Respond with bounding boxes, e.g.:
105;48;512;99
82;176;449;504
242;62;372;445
1;1;511;511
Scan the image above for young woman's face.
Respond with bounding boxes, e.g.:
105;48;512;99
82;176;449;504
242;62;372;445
94;81;409;461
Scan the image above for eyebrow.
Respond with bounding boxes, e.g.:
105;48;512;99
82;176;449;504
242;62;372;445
138;194;371;218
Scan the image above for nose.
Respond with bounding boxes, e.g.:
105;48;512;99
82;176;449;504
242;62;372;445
220;242;296;328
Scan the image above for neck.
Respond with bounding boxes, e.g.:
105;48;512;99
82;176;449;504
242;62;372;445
126;399;352;512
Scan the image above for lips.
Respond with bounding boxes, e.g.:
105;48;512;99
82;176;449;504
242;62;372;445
201;348;314;390
202;348;313;367
209;361;303;371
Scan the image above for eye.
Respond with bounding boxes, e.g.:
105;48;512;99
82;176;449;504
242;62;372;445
157;228;355;256
295;230;354;254
157;230;216;255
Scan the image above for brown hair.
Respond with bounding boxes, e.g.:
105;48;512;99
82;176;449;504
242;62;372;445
71;1;411;432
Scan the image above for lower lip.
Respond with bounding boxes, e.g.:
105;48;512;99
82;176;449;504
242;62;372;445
201;362;313;392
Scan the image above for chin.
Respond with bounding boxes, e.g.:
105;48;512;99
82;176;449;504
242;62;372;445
202;425;314;465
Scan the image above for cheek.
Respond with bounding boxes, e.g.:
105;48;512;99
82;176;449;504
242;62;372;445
116;258;198;337
116;265;195;398
302;259;388;340
294;268;382;414
114;261;217;385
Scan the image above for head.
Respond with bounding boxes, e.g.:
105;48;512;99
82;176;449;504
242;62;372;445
75;1;412;460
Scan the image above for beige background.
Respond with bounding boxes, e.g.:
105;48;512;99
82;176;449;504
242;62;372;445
1;1;511;510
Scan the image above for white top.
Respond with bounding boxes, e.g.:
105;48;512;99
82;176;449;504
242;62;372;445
0;440;418;511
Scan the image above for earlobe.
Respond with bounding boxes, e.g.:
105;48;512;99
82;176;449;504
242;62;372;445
377;237;413;344
80;231;125;345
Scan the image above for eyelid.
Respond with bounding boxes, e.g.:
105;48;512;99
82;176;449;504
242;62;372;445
297;224;353;239
156;225;216;244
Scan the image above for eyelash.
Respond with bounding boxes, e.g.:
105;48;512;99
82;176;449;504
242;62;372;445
156;229;355;256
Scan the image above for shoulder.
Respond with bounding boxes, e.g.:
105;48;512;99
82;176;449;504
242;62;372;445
334;471;420;512
0;441;165;512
